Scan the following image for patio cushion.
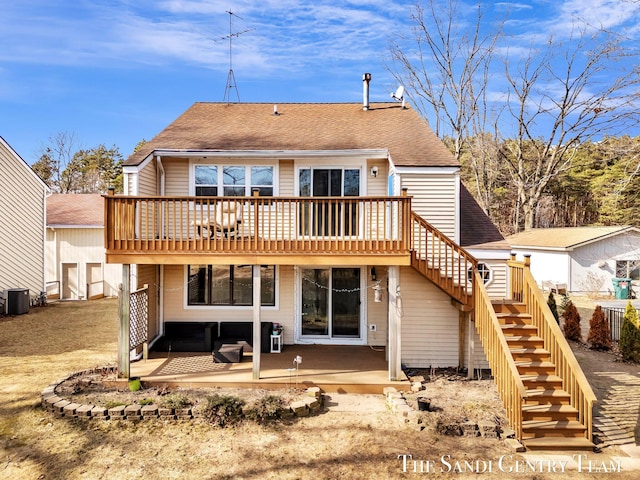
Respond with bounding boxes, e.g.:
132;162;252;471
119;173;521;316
216;321;273;353
152;322;218;352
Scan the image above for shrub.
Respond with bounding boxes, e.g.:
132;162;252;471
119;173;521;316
619;302;640;363
547;291;560;324
202;394;245;427
243;394;286;424
159;393;192;409
587;306;612;351
559;293;571;315
562;301;582;341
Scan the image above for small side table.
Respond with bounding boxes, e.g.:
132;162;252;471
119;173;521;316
270;332;282;353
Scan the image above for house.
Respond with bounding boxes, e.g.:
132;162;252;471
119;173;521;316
105;81;596;449
0;136;48;312
46;194;122;300
508;226;640;295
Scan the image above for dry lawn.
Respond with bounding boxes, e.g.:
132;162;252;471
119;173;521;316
0;299;637;479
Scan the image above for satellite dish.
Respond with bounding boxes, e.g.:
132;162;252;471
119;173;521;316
391;85;406;108
391;85;405;101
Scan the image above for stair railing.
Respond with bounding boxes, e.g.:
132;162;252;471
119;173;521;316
508;255;597;442
410;212;476;306
473;270;526;439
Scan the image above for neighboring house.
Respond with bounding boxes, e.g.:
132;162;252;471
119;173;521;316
508;226;640;295
46;194;121;300
0;136;48;311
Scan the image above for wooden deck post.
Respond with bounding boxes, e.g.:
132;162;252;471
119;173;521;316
466;313;475;379
252;265;261;380
388;266;403;381
118;264;131;379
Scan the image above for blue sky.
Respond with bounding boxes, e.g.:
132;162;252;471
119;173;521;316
1;1;639;163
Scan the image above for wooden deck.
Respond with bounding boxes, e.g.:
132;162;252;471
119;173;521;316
129;345;409;393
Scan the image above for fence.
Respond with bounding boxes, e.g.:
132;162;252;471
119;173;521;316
602;307;632;342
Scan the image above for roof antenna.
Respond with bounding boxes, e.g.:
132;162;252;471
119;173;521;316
220;10;252;104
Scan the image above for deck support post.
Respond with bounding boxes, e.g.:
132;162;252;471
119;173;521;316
388;266;403;381
118;263;131;379
466;313;475;379
252;265;261;380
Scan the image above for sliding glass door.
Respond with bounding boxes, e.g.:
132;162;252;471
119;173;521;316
301;267;361;340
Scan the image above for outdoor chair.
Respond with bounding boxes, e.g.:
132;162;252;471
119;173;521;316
215;201;242;237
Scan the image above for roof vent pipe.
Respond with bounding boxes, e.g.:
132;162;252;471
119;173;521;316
362;73;372;110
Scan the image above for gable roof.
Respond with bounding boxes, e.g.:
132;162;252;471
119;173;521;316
46;194;104;227
124;102;458;168
459;183;509;250
507;226;639;250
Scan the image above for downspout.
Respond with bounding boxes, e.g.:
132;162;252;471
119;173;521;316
156;156;165;337
156;156;165;195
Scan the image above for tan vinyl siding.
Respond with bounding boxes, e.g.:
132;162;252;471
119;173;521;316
137;159;157;195
136;265;159;341
483;259;508;299
366;159;388;196
0;139;46;294
399;266;460;368
462;320;490;371
45;227;122;298
162;264;296;345
279;160;294;196
401;174;456;238
366;265;387;346
164;158;189;195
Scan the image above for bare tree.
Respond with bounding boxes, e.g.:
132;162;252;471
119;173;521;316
390;1;640;231
500;24;640;230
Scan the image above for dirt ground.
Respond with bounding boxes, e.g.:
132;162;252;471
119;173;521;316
1;298;639;479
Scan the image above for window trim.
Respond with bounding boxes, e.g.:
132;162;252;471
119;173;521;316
185;265;278;309
468;263;493;286
190;161;277;197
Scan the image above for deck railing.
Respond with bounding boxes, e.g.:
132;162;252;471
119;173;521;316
409;212;477;305
473;270;525;439
508;256;597;441
104;193;412;256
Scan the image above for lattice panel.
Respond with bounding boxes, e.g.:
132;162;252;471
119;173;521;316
130;288;149;349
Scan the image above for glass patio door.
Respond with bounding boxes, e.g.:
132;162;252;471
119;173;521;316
301;268;361;340
299;168;360;236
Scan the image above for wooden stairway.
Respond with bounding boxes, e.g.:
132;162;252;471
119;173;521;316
493;300;595;451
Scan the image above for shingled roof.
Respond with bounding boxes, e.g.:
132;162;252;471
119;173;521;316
459;183;509;250
507;226;638;250
124;102;458;168
46;194;104;227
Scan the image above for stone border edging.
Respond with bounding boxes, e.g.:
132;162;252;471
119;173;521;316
41;367;324;422
383;386;523;450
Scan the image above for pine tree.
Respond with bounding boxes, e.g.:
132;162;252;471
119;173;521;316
547;291;560;324
619;302;640;362
587;306;612;351
562;301;582;342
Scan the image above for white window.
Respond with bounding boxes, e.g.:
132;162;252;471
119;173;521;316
468;263;492;285
193;165;274;196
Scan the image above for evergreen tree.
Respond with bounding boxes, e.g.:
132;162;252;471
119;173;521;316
619;302;640;362
587;306;612;351
562;301;582;342
547;291;560;324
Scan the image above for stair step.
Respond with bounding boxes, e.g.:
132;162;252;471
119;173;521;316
522;436;595;451
522;420;588;438
510;348;551;362
524;389;571;405
515;360;557;375
505;335;545;348
492;301;528;315
521;374;564;389
496;313;533;325
522;404;579;421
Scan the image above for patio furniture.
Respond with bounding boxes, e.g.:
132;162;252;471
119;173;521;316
152;322;218;352
214;321;273;354
214;344;244;363
215;201;242;237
